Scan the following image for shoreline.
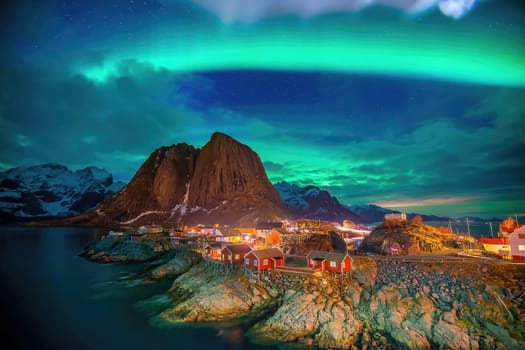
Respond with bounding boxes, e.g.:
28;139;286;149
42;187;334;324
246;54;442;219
81;233;525;349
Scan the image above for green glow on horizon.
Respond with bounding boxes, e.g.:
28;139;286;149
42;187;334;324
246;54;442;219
78;23;525;86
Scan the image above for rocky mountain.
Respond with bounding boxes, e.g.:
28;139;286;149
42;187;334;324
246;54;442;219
359;222;457;255
274;181;361;222
274;181;359;223
348;204;450;223
0;163;124;223
68;132;287;227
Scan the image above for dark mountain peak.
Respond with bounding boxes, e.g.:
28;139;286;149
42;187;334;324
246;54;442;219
67;132;286;226
188;133;285;215
275;181;359;223
210;131;235;143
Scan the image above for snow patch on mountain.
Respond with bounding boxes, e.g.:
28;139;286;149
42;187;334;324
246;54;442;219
274;181;359;222
0;163;125;219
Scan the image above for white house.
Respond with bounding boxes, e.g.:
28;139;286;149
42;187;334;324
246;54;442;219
509;225;525;260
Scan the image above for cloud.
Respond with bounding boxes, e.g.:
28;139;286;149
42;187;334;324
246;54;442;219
0;58;206;181
190;0;478;23
376;196;477;208
263;161;283;172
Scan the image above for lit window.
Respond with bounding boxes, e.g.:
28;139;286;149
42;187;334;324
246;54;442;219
518;245;525;251
330;261;336;268
263;259;268;265
342;261;345;268
235;254;239;260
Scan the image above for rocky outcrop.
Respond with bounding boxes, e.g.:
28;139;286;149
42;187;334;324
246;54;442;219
156;265;279;324
156;257;525;350
360;222;455;255
83;235;175;263
67;132;287;227
147;250;202;281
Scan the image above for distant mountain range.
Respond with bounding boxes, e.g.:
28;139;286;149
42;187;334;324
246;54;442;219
346;204;450;223
0;164;124;223
1;135;498;226
274;181;359;223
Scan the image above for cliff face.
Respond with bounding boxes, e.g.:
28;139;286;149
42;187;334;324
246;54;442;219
102;143;198;221
68;132;286;226
188;132;282;209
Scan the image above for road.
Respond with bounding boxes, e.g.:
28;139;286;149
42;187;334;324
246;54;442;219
368;251;525;266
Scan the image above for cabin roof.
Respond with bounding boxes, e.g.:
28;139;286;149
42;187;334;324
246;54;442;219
248;248;284;259
205;242;222;249
479;238;509;244
224;244;251;254
306;250;349;262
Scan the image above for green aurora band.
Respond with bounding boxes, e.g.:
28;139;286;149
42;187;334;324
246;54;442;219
78;21;525;86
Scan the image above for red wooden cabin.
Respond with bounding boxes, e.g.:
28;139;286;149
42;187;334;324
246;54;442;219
306;250;352;273
203;243;223;259
221;244;251;264
244;248;284;271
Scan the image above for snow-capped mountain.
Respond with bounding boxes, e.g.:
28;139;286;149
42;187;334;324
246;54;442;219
274;181;359;223
0;163;125;222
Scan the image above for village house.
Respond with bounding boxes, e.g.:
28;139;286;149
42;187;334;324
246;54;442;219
222;244;252;264
137;225;164;235
509;225;525;260
384;213;407;224
255;222;283;239
244;248;284;272
216;229;242;243
479;237;510;256
306;250;353;273
203;242;224;260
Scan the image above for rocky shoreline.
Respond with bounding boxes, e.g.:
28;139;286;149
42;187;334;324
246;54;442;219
157;257;524;349
84;238;525;349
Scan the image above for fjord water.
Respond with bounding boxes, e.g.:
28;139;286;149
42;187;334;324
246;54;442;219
0;226;273;350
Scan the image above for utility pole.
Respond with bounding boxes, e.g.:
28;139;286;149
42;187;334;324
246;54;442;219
466;217;471;251
516;214;519;226
489;221;494;238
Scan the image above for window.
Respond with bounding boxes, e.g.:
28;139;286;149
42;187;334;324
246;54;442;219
245;258;249;265
235;254;239;260
519;234;525;239
221;254;224;260
330;261;336;268
263;259;268;265
310;259;315;265
518;245;525;251
254;259;258;266
342;261;345;268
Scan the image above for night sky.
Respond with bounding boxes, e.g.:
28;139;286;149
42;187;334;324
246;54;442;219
1;0;524;218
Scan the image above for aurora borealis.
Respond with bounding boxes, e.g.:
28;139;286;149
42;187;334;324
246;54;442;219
1;0;524;218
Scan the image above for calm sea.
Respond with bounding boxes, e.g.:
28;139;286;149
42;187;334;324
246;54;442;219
0;226;276;350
